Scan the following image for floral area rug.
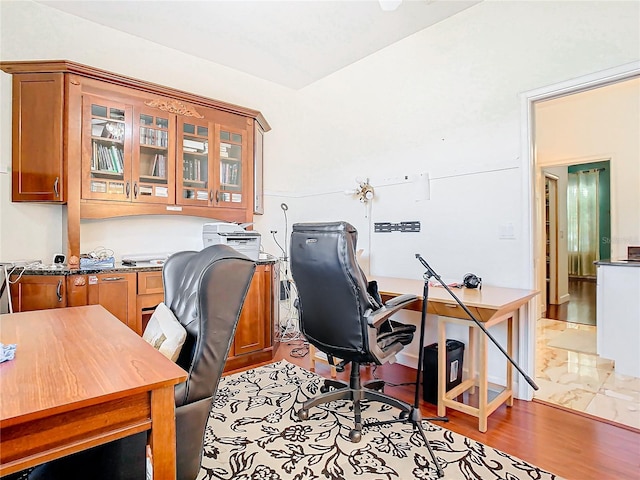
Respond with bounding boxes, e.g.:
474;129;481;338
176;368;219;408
197;360;562;480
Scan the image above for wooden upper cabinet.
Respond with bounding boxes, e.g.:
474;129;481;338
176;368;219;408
11;73;65;202
215;124;250;210
81;93;182;206
1;60;270;260
176;116;215;207
132;102;176;205
81;95;133;202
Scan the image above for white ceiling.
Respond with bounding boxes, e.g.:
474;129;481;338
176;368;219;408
36;0;480;89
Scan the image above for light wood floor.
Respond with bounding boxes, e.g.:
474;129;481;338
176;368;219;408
254;342;640;480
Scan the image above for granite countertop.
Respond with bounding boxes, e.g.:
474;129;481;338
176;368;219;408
594;259;640;268
15;253;278;276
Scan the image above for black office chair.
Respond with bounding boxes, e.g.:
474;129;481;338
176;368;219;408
290;221;418;442
19;244;256;480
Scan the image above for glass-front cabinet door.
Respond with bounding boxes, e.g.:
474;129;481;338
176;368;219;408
132;108;175;204
215;126;247;209
82;97;132;201
177;119;213;206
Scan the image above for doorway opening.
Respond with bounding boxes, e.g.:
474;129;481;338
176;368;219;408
527;71;639;429
541;160;610;327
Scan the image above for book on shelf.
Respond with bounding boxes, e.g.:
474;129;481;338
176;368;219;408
184;138;207;152
151;154;167;177
110;145;123;173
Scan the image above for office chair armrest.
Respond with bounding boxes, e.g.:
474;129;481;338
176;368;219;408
365;293;418;365
366;294;418;329
384;294;418;309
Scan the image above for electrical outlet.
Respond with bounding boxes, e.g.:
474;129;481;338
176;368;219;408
499;223;516;240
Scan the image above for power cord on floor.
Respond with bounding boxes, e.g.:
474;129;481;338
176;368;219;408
289;340;309;358
371;364;416;388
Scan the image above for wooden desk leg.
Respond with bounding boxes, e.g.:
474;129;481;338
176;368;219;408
309;344;317;372
507;316;514;407
150;385;177;479
309;344;337;378
468;324;476;395
437;317;446;417
478;328;488;433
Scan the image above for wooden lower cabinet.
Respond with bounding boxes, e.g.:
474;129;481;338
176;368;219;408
136;264;279;372
10;262;278;371
9;275;66;312
224;263;279;372
136;270;164;336
67;273;137;332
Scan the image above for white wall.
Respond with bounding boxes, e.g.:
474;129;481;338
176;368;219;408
2;1;639;383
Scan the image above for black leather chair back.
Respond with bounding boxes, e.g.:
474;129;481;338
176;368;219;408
291;221;377;362
164;244;255;479
164;245;255;408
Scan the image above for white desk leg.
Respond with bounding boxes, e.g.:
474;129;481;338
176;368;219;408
437;317;446;417
468;324;476;395
478;328;488;433
507;316;514;407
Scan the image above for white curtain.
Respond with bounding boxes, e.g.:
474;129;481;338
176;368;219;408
567;170;600;277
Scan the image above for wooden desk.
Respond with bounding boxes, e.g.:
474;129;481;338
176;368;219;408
0;305;187;477
373;276;538;432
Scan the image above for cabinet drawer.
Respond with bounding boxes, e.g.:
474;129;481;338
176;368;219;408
137;271;163;295
431;301;481;321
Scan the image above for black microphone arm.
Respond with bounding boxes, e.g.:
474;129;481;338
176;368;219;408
415;254;538;391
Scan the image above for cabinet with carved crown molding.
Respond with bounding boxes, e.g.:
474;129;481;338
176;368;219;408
0;60;270;263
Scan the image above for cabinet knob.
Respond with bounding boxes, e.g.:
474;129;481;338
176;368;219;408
126;181;131;198
134;182;138;199
56;280;63;302
54;177;60;198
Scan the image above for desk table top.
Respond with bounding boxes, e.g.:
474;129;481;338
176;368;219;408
0;305;187;427
372;276;538;311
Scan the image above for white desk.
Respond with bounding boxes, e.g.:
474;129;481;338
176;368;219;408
373;276;538;432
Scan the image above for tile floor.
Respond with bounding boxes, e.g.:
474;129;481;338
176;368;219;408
535;317;640;430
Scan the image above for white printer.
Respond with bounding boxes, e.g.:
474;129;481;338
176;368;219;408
202;222;261;260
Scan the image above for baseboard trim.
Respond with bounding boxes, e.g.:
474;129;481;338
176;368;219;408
532;398;640;433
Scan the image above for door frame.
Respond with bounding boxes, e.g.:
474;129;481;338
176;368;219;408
543;173;559;307
518;60;640;401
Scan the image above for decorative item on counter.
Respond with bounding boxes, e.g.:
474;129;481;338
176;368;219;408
80;246;116;269
1;343;16;362
68;255;80;268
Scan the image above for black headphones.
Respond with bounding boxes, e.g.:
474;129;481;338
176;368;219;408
463;273;482;289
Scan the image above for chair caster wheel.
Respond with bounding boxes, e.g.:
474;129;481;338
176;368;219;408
298;409;309;421
399;410;410;420
320;384;329;393
349;429;362;443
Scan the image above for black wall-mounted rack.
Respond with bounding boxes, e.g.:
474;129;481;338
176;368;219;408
374;221;421;233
